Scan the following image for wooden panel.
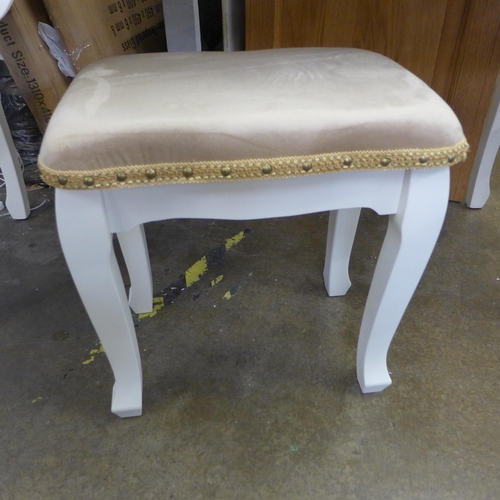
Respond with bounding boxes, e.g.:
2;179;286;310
277;0;328;47
246;0;358;50
245;0;275;50
431;0;469;100
320;0;358;47
277;0;355;48
351;0;448;85
245;0;500;201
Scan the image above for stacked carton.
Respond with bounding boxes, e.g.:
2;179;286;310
0;0;70;132
43;0;166;72
0;0;166;132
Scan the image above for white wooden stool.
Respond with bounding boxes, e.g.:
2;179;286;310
38;48;468;417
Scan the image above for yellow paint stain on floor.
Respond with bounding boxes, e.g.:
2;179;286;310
211;275;224;287
82;343;105;365
225;231;246;250
185;256;208;287
223;291;232;300
184;231;245;288
138;297;165;320
31;397;42;403
140;231;245;319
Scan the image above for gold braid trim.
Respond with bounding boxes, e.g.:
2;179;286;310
38;139;469;190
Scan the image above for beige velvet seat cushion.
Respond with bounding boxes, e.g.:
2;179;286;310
38;48;468;190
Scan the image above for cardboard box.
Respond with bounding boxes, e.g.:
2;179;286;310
0;0;71;132
43;0;167;71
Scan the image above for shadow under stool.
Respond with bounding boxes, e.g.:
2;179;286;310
38;48;468;417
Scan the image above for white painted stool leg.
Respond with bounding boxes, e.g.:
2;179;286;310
0;105;30;220
357;167;450;393
323;208;361;296
466;75;500;208
56;189;143;417
116;225;153;314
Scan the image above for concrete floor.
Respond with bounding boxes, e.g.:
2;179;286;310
0;163;499;499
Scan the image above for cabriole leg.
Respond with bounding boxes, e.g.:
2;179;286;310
117;225;153;314
323;207;361;296
357;167;450;393
0;105;29;220
56;189;143;417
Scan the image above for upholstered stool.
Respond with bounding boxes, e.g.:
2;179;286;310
39;48;468;417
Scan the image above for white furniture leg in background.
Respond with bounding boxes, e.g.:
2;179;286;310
466;72;500;208
323;207;361;296
163;0;245;52
222;0;245;51
116;225;153;315
357;167;450;393
56;189;143;417
0;104;29;220
163;0;201;52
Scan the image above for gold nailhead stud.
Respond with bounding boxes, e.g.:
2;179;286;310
380;158;391;167
343;157;352;167
262;165;272;175
419;156;429;164
302;163;313;172
84;177;94;187
221;166;232;177
146;169;157;179
117;173;127;182
58;176;68;186
448;155;456;163
183;167;193;178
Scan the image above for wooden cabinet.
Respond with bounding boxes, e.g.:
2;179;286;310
246;0;500;201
